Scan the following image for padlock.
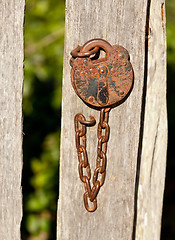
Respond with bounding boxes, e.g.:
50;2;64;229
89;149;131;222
70;39;133;108
70;39;134;212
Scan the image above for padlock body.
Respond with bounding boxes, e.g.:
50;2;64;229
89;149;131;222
71;45;133;108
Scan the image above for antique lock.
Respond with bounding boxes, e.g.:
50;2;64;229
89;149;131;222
70;38;133;108
70;39;133;212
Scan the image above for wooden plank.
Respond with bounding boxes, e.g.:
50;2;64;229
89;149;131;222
58;0;167;239
0;1;25;239
135;1;167;239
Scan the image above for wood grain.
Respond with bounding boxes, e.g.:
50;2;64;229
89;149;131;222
58;0;167;239
0;1;25;239
135;1;167;239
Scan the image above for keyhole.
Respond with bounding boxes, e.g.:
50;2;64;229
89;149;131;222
97;65;109;106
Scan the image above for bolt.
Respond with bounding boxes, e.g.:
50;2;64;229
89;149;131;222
88;96;94;103
98;66;107;74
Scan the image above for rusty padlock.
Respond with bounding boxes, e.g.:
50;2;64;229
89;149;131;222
70;39;133;108
70;39;134;212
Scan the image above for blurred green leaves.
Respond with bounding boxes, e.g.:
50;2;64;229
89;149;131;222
167;0;175;66
24;0;64;116
23;0;64;239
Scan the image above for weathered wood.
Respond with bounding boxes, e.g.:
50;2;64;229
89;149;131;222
0;1;25;239
135;1;167;239
58;0;167;239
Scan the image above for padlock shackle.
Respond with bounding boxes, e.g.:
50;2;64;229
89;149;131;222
71;45;99;58
81;39;113;58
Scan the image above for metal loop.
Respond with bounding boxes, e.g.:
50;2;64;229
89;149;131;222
97;137;103;158
76;133;86;150
100;108;105;126
71;45;99;58
97;151;106;173
100;108;110;126
85;178;100;202
90;180;100;202
78;145;88;166
78;116;96;126
75;131;80;149
84;176;92;198
79;163;91;183
74;114;86;136
97;122;109;142
84;176;100;202
83;192;97;212
93;167;106;187
97;139;107;157
81;38;113;58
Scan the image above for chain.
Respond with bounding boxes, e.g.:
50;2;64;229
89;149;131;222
74;108;110;212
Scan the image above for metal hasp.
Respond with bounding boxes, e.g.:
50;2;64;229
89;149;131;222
70;39;133;212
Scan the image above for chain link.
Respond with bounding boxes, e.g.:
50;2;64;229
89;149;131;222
74;108;110;212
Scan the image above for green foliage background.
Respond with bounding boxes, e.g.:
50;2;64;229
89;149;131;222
22;0;64;239
22;0;175;239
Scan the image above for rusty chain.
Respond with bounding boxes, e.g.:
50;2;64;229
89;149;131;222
74;108;110;212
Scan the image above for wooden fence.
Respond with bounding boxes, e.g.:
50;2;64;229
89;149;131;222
0;0;167;239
